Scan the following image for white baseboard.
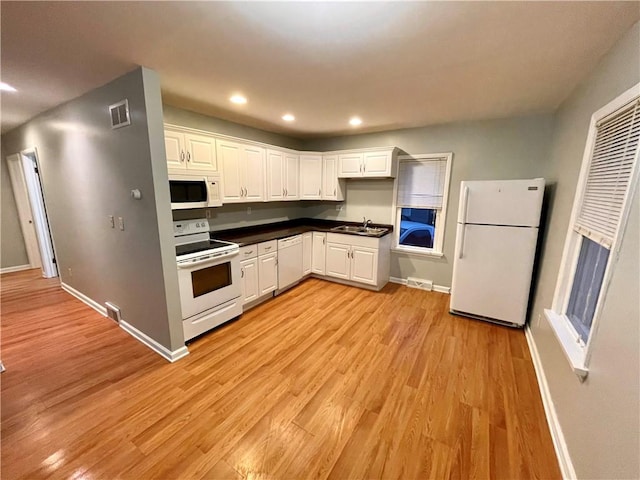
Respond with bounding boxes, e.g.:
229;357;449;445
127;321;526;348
525;325;576;480
61;282;189;363
0;264;32;274
120;319;189;363
61;282;107;316
389;276;450;294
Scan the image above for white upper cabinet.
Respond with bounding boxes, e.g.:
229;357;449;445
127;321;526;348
322;155;345;201
164;126;217;173
300;154;323;200
217;139;266;203
267;150;299;201
338;148;398;178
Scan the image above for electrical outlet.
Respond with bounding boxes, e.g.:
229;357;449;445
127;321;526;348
247;207;251;215
108;215;115;228
118;217;125;231
68;267;73;277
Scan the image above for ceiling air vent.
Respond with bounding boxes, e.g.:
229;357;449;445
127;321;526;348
109;99;131;129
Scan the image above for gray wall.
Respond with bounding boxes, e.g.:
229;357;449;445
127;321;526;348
1;143;30;268
302;114;555;287
1;67;184;352
529;22;640;479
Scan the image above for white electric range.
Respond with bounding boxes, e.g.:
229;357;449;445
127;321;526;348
174;219;242;341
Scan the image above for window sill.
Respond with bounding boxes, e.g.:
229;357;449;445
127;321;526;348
391;247;444;258
544;309;589;380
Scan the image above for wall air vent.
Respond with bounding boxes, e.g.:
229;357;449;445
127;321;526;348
109;99;131;129
407;277;433;291
105;301;122;323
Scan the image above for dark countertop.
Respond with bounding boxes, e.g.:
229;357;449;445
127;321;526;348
211;218;393;246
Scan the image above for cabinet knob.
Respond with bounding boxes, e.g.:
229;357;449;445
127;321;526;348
187;152;191;162
318;188;321;196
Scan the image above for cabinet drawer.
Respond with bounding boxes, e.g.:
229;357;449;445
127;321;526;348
239;244;258;259
258;240;277;256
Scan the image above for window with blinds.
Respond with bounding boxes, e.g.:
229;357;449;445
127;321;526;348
574;99;640;248
395;154;452;253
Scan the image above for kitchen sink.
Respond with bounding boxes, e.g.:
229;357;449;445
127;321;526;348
331;225;389;236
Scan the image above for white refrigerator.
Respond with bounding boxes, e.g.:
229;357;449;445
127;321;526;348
450;178;545;327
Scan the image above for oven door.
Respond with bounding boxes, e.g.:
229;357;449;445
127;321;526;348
177;252;241;319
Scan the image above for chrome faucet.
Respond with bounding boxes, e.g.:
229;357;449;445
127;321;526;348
362;217;372;229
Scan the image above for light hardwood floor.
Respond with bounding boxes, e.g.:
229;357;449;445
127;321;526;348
1;269;560;479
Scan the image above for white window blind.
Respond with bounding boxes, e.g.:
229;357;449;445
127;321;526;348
397;157;448;209
575;99;640;248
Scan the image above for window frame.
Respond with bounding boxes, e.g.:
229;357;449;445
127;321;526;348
391;152;453;257
545;83;640;380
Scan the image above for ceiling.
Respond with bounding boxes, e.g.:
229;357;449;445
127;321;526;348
2;2;639;137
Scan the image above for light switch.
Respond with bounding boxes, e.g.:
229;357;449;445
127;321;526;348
108;215;115;228
118;217;125;231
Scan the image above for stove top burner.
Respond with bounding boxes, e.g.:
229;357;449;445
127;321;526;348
176;239;236;257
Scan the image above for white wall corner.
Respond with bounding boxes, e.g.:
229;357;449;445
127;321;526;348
524;325;577;480
119;319;189;363
0;264;32;274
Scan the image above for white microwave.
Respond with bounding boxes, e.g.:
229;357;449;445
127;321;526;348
169;174;222;210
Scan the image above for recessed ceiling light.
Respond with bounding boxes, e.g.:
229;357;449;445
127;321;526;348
349;117;362;126
282;114;295;122
0;82;17;92
230;94;247;105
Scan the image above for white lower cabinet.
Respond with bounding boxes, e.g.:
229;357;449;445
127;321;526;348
240;258;259;304
258;252;278;296
325;233;390;288
302;232;312;276
312;232;326;275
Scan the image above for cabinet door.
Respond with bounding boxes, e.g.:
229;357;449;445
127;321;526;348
284;153;300;200
325;242;350;280
299;155;323;200
363;151;391;177
240;258;259;305
243;145;266;202
351;246;378;285
267;150;285;201
164;129;186;171
338;153;363;178
312;232;326;275
258;252;278;295
185;133;217;171
322;155;338;200
302;232;312;276
217;140;243;203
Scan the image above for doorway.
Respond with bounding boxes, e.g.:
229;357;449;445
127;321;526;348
6;148;58;278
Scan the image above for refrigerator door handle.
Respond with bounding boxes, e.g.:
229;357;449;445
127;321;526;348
458;224;466;259
461;185;470;223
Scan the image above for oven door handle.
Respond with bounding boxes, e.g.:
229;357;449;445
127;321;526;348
177;252;238;269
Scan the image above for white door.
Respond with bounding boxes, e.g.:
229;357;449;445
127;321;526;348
267;150;285;201
322;155;338;200
185;133;217;171
338;153;363;177
299;155;323;199
243;145;266;202
312;232;326;275
6;154;42;269
240;258;259;304
450;224;539;326
302;232;312;276
284;153;299;200
217;140;243;203
258;252;278;295
164;129;186;171
325;242;350;280
351;246;378;285
460;179;545;227
363;151;391;177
